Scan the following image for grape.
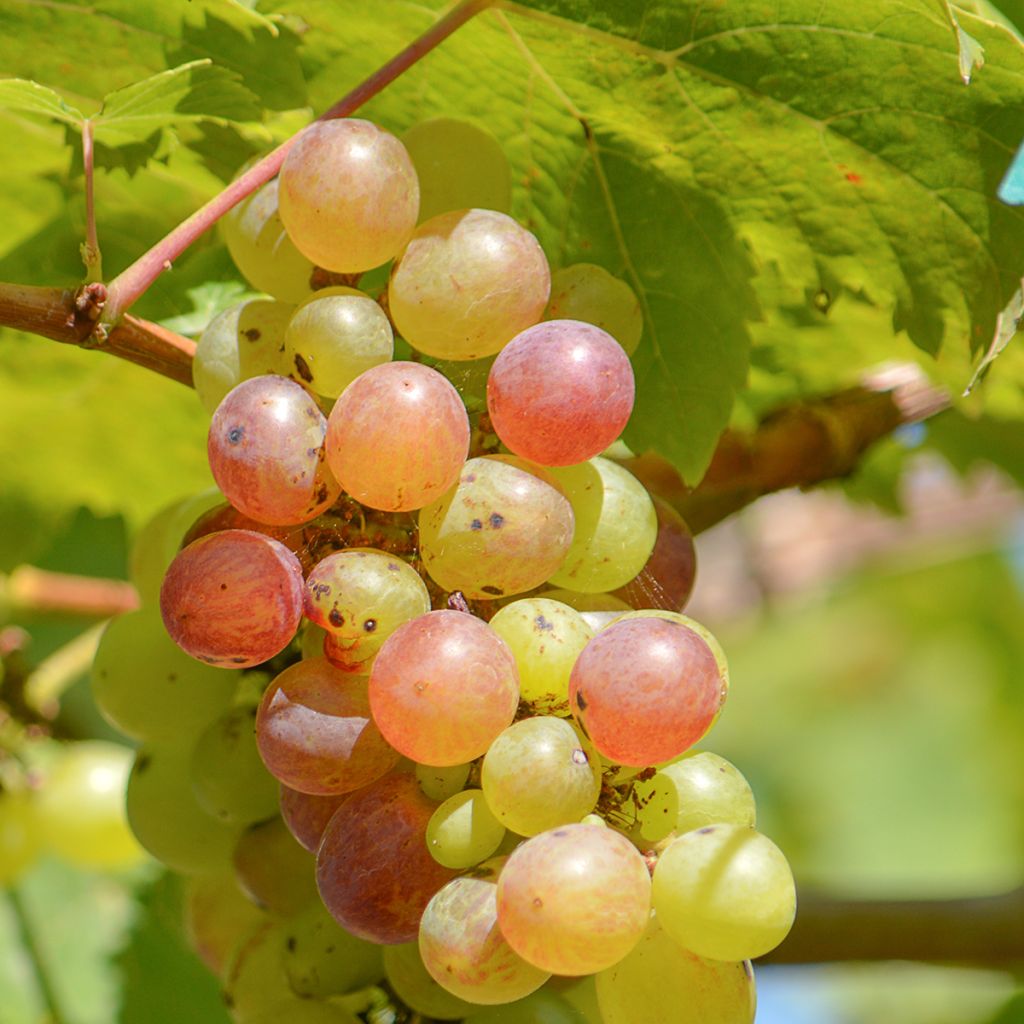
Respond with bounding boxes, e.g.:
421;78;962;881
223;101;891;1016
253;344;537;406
551;975;603;1023
418;457;574;600
221;174;315;302
496;823;651;975
487;320;635;467
0;791;39;884
126;746;240;874
384;942;483;1020
281;900;384;997
419;860;550;1006
368;610;519;766
569;617;723;766
34;741;144;869
191;705;281;824
279;784;350;853
303;549;430;668
222;920;291;1020
325;362;469;512
652;823;796;961
547;458;657;594
284;286;393;399
279;119;419;273
255;658;398;795
488;598;593;715
184;871;267;974
613;498;696;612
546;264;643;357
481;718;600;837
238;999;361;1024
595;913;756;1024
425;789;505;869
91;608;236;743
233;816;319;916
415;761;471;802
160;529;304;668
316;771;457;943
193;300;294;414
388;208;550;360
659;750;756;835
208;375;340;526
402;117;512;221
470;988;588;1023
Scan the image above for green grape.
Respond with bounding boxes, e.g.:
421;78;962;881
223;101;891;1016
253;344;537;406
193;299;295;414
184;870;268;975
233;817;319;916
281;900;384;998
402;117;512;221
470;988;590;1023
222;920;291;1020
425;789;505;869
91;607;236;743
221;174;315;303
652;823;796;961
481;718;601;837
284;286;394;399
419;858;550;1006
127;745;240;874
389;208;550;360
415;761;470;802
0;791;40;884
549;975;603;1023
418;456;574;600
191;705;281;825
35;741;145;869
659;750;756;836
548;458;657;594
488;599;593;715
596;913;755;1024
632;771;677;842
383;941;482;1020
546;264;643;357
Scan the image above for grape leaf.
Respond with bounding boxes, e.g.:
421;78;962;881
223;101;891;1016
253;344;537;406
0;79;83;125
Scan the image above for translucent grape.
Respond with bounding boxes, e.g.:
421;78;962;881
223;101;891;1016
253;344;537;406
222;920;291;1020
184;871;267;975
425;789;505;869
496;823;651;975
570;617;724;766
279;784;350;853
488;598;593;715
0;792;39;884
208;375;340;526
160;529;304;668
325;361;469;512
595;913;756;1024
546;264;643;357
279;118;419;272
660;750;756;835
256;658;398;795
126;746;239;874
547;458;657;594
284;286;393;399
191;705;281;824
281;900;384;997
613;498;696;613
418;457;574;600
481;718;600;836
470;988;588;1023
388;208;550;360
303;548;431;669
233;816;319;916
652;824;796;961
316;771;457;943
384;942;483;1020
221;174;315;302
403;117;512;221
368;610;519;766
193;299;294;414
487;320;634;467
415;761;471;802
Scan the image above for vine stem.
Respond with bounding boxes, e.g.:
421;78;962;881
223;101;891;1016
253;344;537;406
102;0;495;325
4;566;139;619
81;120;101;282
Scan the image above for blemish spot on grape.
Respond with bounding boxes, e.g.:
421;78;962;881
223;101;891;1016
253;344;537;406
489;512;504;528
363;619;377;633
227;426;244;444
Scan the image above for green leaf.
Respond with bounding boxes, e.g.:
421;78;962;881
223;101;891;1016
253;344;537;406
0;79;82;126
964;280;1024;393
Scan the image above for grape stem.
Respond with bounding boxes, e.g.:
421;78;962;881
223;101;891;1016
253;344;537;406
3;566;140;620
5;886;70;1024
101;0;496;325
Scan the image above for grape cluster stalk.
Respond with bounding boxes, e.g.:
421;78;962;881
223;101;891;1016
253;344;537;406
89;116;795;1023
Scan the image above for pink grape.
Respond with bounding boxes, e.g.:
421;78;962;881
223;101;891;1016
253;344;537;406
325;362;469;512
279;784;351;853
369;610;519;766
316;771;456;943
256;658;398;795
160;530;304;667
207;375;340;527
487;320;635;466
570;617;723;765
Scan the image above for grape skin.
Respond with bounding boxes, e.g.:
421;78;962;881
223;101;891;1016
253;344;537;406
384;942;484;1019
278;784;351;854
233;816;319;916
425;789;505;869
546;263;643;357
183;871;267;975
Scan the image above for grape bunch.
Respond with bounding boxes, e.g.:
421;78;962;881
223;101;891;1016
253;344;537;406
93;115;795;1023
